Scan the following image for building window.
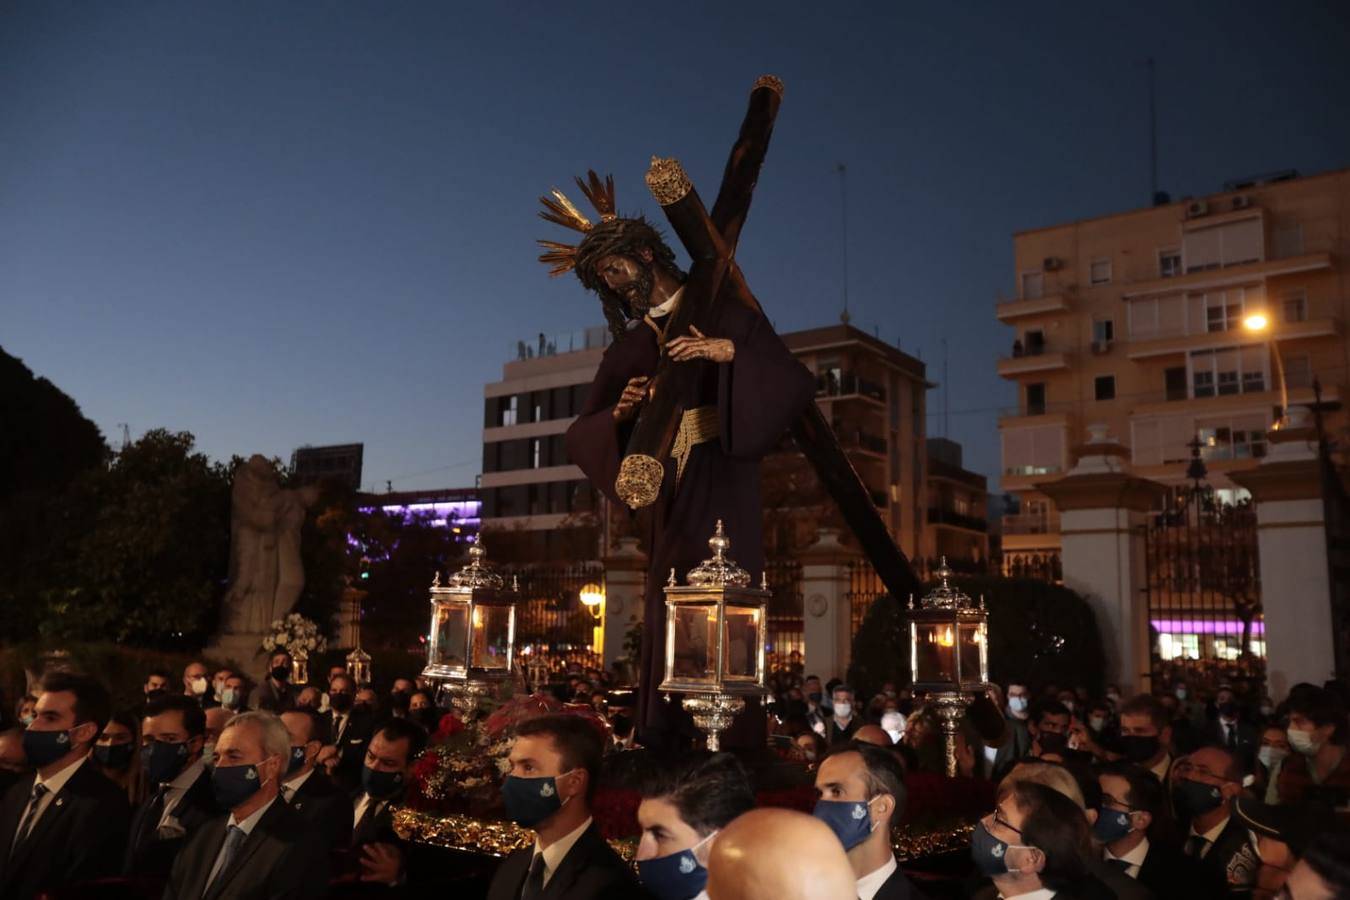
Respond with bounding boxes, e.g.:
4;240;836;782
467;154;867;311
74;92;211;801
1274;222;1304;258
1026;383;1046;416
1197;415;1269;461
1159;248;1182;278
1282;289;1307;323
530;438;542;469
1092;319;1114;343
1205;296;1243;333
1183;218;1263;272
500;396;518;427
1284;352;1312;389
1165;367;1188;402
1190;346;1266;399
1021;272;1044;300
1089;258;1112;285
1094;375;1116;401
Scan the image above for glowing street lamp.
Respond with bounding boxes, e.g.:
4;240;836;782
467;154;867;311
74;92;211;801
579;583;605;656
1242;310;1288;427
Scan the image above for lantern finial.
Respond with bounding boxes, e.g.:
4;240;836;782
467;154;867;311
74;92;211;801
687;521;751;587
431;571;441;588
447;536;505;589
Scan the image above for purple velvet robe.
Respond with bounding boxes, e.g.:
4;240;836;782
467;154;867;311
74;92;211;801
565;301;814;744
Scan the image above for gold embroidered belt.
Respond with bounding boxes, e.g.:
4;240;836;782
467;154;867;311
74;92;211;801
671;406;719;484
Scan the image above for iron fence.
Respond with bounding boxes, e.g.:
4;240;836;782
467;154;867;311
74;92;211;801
507;562;606;674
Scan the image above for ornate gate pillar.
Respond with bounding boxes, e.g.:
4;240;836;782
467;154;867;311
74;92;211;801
1039;427;1167;694
1229;409;1335;699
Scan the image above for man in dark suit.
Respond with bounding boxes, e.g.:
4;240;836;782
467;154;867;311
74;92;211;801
487;714;643;900
322;673;374;792
1173;746;1257;897
0;670;131;899
279;709;351;850
248;651;298;713
345;717;426;885
1202;700;1258;772
812;741;928;900
1098;762;1218;897
125;694;221;879
164;710;328;900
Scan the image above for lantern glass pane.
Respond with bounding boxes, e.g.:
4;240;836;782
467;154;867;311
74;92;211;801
722;607;759;680
433;604;470;670
473;604;512;670
670;605;716;682
915;622;956;684
957;622;982;683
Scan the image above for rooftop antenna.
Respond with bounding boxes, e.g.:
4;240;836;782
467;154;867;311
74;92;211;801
117;423;131;451
941;337;949;438
1148;58;1161;204
835;163;850;325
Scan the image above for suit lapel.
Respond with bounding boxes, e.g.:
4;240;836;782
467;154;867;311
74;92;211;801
542;825;598;900
7;766;84;874
204;800;284;900
185;817;227;900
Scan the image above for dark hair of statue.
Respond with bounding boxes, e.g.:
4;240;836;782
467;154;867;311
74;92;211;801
573;217;686;343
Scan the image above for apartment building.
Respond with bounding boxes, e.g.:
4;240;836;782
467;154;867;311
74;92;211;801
997;167;1350;575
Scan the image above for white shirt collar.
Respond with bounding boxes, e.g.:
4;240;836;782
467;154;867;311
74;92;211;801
1190;814;1229;845
227;795;277;836
856;855;898;900
648;288;682;319
1105;835;1150;868
1149;754;1171;782
533;816;593;887
34;751;89;796
282;766;317;797
997;889;1056;900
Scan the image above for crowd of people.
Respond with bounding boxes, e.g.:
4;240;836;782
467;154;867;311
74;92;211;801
0;647;1347;899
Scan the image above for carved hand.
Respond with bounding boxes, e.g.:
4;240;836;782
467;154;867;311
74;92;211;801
666;325;735;363
612;376;651;422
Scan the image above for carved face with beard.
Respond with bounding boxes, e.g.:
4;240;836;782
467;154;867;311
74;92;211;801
594;253;658;316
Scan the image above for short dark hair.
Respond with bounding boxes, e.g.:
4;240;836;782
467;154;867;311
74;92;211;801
1288;686;1348;744
610;713;634;739
515;714;604;801
40;671;112;736
270;649;293;663
824;741;907;824
1031;700;1071;727
144;694;206;738
1000;780;1091;892
1119;694;1169;731
1302;831;1350;894
1099;761;1175;844
831;683;854;699
329;673;355;692
282;708;330;745
146;669;170;682
375;718;427;764
641;752;755;836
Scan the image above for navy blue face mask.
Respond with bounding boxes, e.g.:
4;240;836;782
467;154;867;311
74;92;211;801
971;819;1038;878
23;728;75;768
93;742;136;771
637;846;709;900
287;745;308;775
502;773;572;828
361;765;406;801
211;762;266;809
812;797;878;851
1093;807;1136;844
142;739;191;784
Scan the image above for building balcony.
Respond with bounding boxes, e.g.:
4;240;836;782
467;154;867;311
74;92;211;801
928;507;988;532
1001;512;1062;535
1126;316;1341;361
997;347;1072;377
816;371;886;403
1127;380;1343;419
995;291;1073;323
1120;251;1335;301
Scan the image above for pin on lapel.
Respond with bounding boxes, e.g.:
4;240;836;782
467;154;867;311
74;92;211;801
54;798;64;808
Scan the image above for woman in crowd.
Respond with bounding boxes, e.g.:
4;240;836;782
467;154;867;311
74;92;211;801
92;709;146;804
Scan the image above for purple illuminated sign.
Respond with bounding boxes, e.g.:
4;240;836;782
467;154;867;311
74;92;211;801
1150;619;1265;636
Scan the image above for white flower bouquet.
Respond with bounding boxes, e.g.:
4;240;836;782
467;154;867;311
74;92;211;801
260;612;328;655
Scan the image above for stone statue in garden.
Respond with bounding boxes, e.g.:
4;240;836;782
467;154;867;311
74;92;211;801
220;455;319;635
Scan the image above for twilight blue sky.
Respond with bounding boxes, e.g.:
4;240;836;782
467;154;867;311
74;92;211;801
4;2;1348;492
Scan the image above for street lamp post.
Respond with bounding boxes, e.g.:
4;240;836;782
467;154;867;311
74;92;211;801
1243;312;1288;427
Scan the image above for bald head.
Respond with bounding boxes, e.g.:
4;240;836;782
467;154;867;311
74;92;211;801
853;724;892;747
707;809;856;900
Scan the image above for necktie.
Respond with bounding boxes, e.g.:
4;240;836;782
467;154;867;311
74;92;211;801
520;852;546;900
12;783;48;850
1185;834;1209;858
352;798;379;847
1227;726;1238;750
1108;857;1131;871
204;825;246;897
133;785;170;856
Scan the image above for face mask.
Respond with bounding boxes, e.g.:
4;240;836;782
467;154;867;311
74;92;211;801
1061;701;1076;714
211;762;266;808
23;728;76;768
1107;692;1121;704
812;797;877;850
1089;716;1107;733
1257;745;1289;770
1008;696;1028;714
362;764;406;800
1036;731;1068;755
880;712;905;741
145;688;167;702
1172;779;1225;818
832;702;852;719
142;739;191;784
189;677;208;696
1175;688;1188;701
213;681;227;699
1119;734;1161;763
807;692;822;704
329;693;353;713
1093;808;1135;843
1287;728;1322;757
287;745;308;775
201;742;216;767
637;840;711;900
970;820;1036;878
221;688;240;709
502;773;569;828
93;742;136;770
1218;702;1239;722
353;702;373;717
19;714;34;727
271;666;291;682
